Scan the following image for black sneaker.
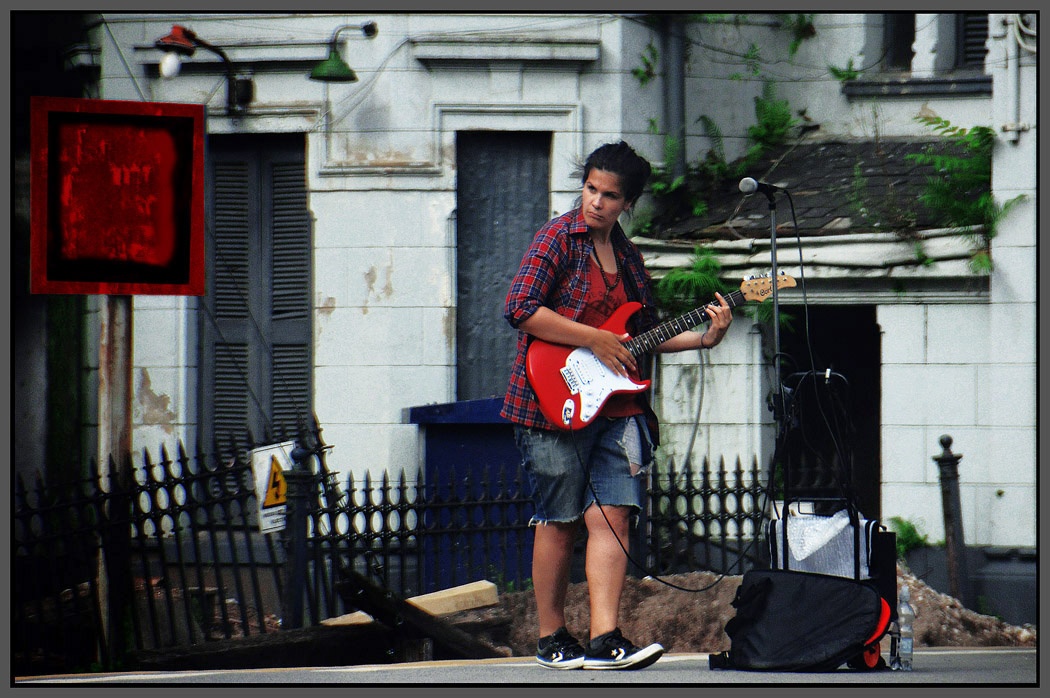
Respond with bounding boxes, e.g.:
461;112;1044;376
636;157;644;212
583;628;664;670
536;627;586;670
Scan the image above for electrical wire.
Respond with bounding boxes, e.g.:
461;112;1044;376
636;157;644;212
98;15;147;101
618;13;894;84
764;190;859;524
680;347;707;469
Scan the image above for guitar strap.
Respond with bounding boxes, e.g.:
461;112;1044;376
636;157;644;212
639;394;661;450
635;354;660;449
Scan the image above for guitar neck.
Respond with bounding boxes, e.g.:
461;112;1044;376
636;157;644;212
625;290;747;357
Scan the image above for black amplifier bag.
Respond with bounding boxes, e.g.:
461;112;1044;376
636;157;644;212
710;568;891;672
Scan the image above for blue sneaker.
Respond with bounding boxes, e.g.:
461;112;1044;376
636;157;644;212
583;628;664;670
536;627;586;670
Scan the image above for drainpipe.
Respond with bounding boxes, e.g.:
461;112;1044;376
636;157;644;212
662;14;687;179
1006;15;1021;144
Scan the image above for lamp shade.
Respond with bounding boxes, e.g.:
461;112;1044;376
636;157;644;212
155;25;197;56
309;48;359;82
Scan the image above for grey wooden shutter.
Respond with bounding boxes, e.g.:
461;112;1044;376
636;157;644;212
956;14;989;69
202;134;311;453
269;162;312;438
210;157;254;449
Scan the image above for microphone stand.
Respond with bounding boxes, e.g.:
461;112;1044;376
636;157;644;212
760;188;793;565
761;190;787;439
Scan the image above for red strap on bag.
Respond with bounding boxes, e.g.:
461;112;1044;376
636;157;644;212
864;597;892;647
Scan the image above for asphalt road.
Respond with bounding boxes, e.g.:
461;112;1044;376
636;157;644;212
14;647;1038;688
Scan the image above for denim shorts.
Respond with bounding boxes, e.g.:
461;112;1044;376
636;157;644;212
514;415;655;525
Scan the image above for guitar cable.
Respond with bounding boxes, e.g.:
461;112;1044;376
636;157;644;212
569;415;730;594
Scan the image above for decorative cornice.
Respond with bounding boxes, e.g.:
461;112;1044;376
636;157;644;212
410;36;600;67
636;228;988;287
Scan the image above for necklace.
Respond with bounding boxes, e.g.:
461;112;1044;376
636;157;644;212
592;247;621;296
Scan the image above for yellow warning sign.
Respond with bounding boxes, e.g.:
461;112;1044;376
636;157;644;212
251;440;293;534
263;455;287;507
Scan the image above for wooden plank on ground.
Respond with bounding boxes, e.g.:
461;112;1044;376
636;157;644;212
332;569;503;659
322;580;498;626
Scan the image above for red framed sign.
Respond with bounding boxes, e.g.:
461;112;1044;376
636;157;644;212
30;97;206;295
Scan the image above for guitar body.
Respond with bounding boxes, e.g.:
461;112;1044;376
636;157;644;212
524;274;796;431
526;302;651;430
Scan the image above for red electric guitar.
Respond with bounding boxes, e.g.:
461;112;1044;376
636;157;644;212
525;274;797;430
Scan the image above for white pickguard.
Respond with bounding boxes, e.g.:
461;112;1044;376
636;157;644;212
559;347;647;423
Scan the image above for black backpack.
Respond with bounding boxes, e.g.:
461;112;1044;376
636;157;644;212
710;568;891;672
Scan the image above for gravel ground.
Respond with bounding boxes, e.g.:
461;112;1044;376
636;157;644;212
446;564;1037;657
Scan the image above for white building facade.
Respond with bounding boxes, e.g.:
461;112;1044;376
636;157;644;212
80;13;1036;549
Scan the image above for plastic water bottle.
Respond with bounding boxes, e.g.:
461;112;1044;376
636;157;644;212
888;617;901;670
896;584;915;671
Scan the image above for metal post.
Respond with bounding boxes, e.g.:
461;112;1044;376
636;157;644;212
282;451;314;629
99;295;134;488
933;434;973;608
98;294;134;664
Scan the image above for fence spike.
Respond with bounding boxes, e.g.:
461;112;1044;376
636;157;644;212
142;448;156;486
173;440;188;476
445;463;458;497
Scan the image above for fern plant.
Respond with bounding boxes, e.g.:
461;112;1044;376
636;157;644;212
828;58;860;82
784;14;816;56
743;81;799;168
696;115;733;183
888;516;930;560
907;115;1027;273
648;137;709;219
654;247;794;332
632;41;659;86
654;247;730;316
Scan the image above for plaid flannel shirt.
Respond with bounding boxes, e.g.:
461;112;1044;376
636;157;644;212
500;207;658;429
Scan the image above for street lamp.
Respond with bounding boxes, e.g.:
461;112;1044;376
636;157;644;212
154;25;254;114
309;21;378;82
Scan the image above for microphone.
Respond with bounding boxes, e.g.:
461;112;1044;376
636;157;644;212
738;177;782;200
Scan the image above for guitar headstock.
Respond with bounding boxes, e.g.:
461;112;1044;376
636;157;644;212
738;273;797;302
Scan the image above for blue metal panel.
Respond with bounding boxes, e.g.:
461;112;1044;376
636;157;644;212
409;397;533;592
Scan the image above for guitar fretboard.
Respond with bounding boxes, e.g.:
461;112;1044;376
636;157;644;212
625;290;746;356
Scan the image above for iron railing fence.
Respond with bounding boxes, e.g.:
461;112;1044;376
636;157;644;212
13;443;290;675
13;440;773;674
647;456;773;576
308;464;538;612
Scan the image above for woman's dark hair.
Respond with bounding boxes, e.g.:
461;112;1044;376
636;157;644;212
578;140;652;206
